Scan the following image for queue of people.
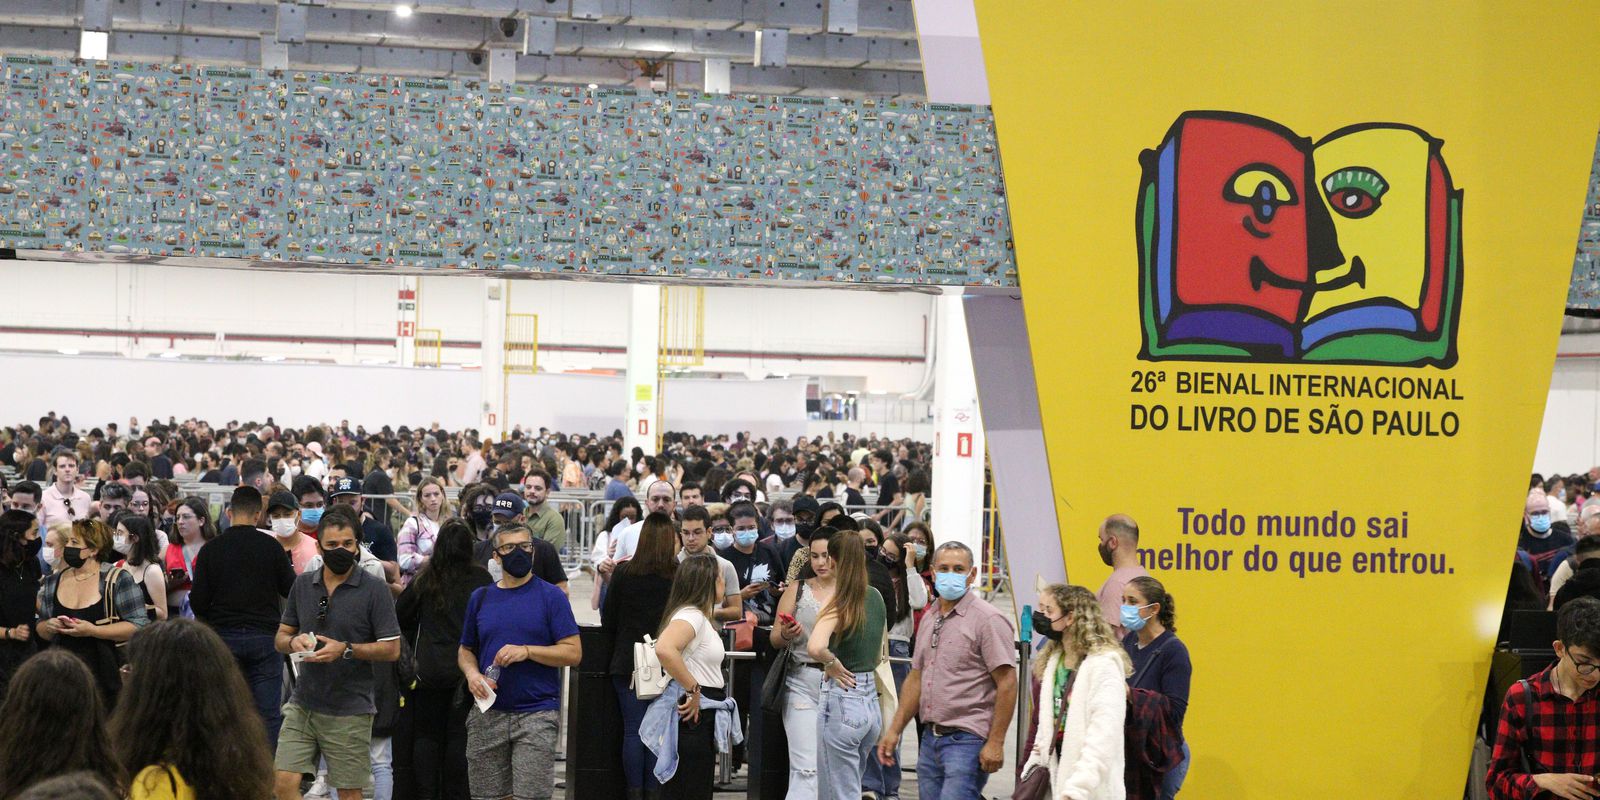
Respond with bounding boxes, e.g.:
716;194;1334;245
0;413;1210;800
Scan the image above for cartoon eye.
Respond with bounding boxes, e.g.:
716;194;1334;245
1322;167;1387;219
1224;165;1298;224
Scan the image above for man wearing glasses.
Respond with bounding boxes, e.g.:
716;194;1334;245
273;504;401;800
1489;596;1600;799
458;523;581;800
876;541;1016;800
39;450;90;530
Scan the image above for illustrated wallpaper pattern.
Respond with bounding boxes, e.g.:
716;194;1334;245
0;57;1016;286
1571;137;1600;308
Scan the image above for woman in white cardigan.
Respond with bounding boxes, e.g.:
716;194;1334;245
1020;583;1132;800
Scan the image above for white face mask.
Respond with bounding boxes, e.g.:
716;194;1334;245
270;518;298;538
112;535;129;553
42;548;59;568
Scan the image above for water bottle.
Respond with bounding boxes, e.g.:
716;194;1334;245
484;664;501;684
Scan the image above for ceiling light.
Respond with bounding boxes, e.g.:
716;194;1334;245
393;4;414;18
587;83;598;90
158;350;181;359
261;355;285;362
57;348;80;356
79;30;109;61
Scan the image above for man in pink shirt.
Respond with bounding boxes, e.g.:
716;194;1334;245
1097;513;1150;639
877;541;1018;797
39;450;90;530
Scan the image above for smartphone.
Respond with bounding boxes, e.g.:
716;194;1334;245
777;612;797;627
747;581;770;591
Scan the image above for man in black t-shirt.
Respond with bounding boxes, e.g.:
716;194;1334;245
716;501;785;623
190;486;297;747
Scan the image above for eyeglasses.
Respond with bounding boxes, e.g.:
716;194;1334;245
1572;652;1600;676
495;542;536;556
711;526;733;535
316;596;329;626
931;613;946;651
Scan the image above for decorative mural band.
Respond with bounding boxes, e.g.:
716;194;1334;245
0;57;1016;286
1571;138;1600;308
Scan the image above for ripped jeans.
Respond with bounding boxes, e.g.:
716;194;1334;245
817;672;881;800
782;665;822;800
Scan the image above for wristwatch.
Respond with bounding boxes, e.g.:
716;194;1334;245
341;644;354;660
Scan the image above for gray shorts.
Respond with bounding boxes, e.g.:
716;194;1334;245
465;707;559;800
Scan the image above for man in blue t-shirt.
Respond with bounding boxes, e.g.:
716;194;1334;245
459;523;582;800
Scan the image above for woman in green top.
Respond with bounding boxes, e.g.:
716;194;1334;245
807;529;888;800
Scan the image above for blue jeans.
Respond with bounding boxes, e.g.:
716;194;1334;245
371;735;393;800
612;675;660;790
817;672;880;800
216;628;283;748
1162;741;1190;799
863;640;913;798
916;729;988;800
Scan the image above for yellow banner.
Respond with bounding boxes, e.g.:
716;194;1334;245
976;2;1600;796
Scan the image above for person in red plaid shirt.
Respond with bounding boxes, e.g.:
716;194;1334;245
1489;596;1600;800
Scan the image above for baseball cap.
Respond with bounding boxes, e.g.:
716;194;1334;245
792;495;821;518
330;476;362;497
267;490;299;514
492;492;527;518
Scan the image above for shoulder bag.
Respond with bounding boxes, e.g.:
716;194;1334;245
633;633;670;700
95;565;132;671
761;579;804;714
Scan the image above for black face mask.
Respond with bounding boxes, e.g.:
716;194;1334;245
24;537;41;558
500;547;534;579
470;508;494;530
864;545;880;560
321;546;356;575
796;521;817;542
63;546;88;570
1031;611;1065;641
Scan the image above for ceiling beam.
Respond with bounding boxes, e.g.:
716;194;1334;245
0;23;925;98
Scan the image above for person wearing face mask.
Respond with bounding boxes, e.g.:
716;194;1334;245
677;506;742;623
1522;488;1576;558
274;504;402;800
876;541;1017;798
458;521;581;800
717;502;785;623
42;523;68;575
267;487;320;575
1017;583;1131;800
766;498;808;567
190;486;298;748
0;509;43;698
1121;577;1191;800
112;515;168;622
36;518;151;705
1095;514;1151;640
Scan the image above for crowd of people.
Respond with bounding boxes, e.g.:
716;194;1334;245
0;412;1200;800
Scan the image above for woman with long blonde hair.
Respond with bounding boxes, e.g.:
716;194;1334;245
1020;584;1130;800
396;477;450;585
806;529;887;800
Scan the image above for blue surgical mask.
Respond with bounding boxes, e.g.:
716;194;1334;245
1121;603;1153;632
913;543;928;560
300;507;324;526
774;524;796;540
712;532;734;550
735;530;759;548
1529;513;1553;534
933;571;969;601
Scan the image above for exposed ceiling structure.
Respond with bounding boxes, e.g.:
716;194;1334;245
0;0;926;99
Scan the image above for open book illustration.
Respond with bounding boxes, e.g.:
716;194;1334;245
1137;111;1462;367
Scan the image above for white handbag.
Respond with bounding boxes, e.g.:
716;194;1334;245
632;634;671;700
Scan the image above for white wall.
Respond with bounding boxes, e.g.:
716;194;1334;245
1534;333;1600;474
0;261;931;392
0;351;810;437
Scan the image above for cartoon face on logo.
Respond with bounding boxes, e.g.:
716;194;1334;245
1138;112;1461;367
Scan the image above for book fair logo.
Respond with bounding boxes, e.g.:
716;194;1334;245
1136;111;1463;368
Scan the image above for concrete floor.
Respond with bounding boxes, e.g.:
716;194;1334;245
556;572;1022;800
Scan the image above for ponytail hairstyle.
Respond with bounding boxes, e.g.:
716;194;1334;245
1127;575;1176;634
